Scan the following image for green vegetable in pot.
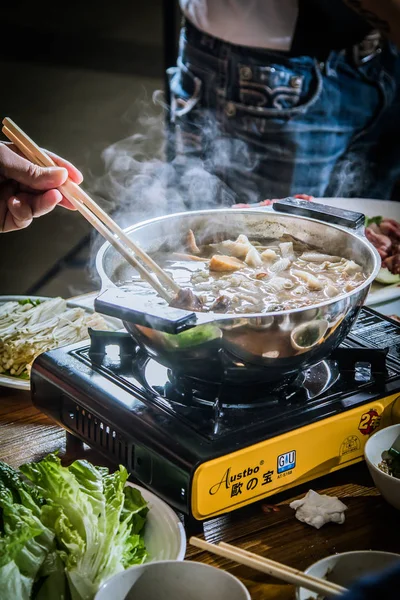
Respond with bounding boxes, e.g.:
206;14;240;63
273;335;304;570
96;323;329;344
162;324;222;350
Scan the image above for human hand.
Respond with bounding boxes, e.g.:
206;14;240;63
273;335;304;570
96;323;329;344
0;142;83;232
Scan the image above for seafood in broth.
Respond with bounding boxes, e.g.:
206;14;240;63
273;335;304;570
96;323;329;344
118;230;367;315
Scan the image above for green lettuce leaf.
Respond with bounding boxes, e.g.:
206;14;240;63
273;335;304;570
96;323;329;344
0;472;55;600
365;215;382;227
34;552;69;600
123;485;148;520
21;454;149;600
0;562;32;600
0;460;44;516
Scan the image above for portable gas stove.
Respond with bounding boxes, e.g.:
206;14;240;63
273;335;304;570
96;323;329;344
31;307;400;521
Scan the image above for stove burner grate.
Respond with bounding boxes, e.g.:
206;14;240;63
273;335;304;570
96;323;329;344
86;328;390;415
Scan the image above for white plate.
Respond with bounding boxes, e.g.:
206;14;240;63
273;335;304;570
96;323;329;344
126;482;186;562
314;198;400;308
315;197;400;221
0;295;118;391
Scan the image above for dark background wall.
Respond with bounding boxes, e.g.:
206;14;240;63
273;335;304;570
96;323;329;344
2;1;169;77
0;1;181;297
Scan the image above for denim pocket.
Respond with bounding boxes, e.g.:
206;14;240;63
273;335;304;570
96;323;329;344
228;59;323;119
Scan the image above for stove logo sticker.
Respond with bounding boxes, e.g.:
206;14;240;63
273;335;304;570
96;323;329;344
208;462;268;497
339;435;360;456
277;451;296;474
358;408;381;436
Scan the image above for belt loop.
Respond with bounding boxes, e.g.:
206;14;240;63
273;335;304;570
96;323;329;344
200;33;215;50
325;51;338;77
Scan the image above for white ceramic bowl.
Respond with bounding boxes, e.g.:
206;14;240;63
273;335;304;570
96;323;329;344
126;483;186;561
95;560;251;600
296;551;400;599
364;423;400;511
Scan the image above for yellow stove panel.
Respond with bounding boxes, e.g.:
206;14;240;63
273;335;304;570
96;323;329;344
191;393;400;520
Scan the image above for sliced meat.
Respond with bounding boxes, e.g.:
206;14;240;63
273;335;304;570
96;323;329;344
210;295;232;312
232;194;313;209
170;288;205;311
365;226;392;259
380;219;400;240
383;253;400;275
293;194;314;201
233;199;275;209
393;240;400;254
367;222;381;233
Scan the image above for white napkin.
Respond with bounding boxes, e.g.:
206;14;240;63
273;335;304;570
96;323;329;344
289;489;347;529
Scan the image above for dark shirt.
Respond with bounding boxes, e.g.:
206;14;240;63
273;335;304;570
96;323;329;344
291;0;372;56
340;564;400;600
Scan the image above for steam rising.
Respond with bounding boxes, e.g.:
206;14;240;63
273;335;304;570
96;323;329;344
326;149;373;199
90;91;260;231
87;88;373;288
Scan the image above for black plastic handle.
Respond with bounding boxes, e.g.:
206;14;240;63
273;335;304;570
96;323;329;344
272;198;365;229
88;328;136;355
95;288;200;335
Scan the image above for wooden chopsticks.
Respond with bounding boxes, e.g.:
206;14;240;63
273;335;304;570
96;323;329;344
1;117;180;304
190;537;347;598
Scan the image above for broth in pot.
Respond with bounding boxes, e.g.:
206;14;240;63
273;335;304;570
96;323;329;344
119;230;366;315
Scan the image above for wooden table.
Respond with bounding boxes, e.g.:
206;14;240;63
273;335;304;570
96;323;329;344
2;386;400;600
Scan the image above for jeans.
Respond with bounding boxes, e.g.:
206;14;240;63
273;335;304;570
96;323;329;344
167;21;400;206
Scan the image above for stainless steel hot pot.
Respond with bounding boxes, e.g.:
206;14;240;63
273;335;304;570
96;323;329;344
95;200;381;384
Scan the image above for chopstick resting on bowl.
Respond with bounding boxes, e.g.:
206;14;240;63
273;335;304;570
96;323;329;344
190;537;347;598
1;117;180;304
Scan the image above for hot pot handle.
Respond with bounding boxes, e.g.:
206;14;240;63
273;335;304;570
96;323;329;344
95;288;203;335
272;198;365;229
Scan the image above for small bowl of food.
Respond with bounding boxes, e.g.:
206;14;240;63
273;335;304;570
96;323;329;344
364;423;400;510
95;560;251;600
296;550;400;599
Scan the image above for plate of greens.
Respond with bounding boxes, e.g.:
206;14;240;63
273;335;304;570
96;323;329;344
0;454;186;599
0;295;113;391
